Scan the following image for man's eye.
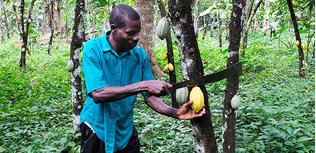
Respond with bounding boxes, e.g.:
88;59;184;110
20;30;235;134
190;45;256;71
127;32;136;36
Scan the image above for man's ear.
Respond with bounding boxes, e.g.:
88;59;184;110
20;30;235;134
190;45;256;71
110;24;117;31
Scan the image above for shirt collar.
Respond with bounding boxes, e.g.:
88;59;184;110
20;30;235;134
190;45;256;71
102;31;131;58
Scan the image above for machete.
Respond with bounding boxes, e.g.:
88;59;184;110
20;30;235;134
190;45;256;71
172;62;242;90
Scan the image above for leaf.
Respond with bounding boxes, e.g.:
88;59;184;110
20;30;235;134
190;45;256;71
273;27;287;37
299;29;308;34
60;137;67;144
256;18;264;21
98;0;108;7
297;136;313;142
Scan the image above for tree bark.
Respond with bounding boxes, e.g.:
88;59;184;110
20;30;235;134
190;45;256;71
136;0;166;79
223;14;229;40
48;0;54;55
13;4;22;35
45;0;51;33
70;0;85;131
157;0;177;107
0;5;4;41
19;0;36;68
193;0;200;38
1;1;10;38
222;0;245;152
202;16;207;40
55;0;62;35
85;0;92;40
209;18;213;37
286;0;305;77
168;0;218;152
241;0;263;56
215;1;222;49
262;1;269;35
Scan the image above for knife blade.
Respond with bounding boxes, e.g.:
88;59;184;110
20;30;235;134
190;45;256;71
172;62;242;90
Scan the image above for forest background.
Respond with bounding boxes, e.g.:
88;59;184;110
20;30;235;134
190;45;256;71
0;0;315;152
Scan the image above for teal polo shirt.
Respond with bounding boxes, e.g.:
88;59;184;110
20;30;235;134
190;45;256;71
80;32;154;153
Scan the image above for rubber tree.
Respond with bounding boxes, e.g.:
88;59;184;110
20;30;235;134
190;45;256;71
70;0;85;131
222;0;245;152
168;0;218;152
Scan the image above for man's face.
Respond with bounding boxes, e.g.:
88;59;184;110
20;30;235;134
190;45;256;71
112;18;141;51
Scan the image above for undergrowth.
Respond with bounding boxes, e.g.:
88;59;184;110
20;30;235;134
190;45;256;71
0;30;314;153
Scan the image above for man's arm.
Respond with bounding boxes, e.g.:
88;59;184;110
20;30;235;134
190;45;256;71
91;80;172;103
145;96;205;120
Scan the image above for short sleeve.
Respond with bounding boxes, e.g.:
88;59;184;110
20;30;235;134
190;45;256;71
140;50;154;99
82;43;108;97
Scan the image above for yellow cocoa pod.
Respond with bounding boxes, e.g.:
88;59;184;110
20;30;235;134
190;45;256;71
190;86;204;112
301;44;305;49
304;62;308;67
168;63;174;71
255;45;259;50
163;53;167;60
296;40;300;46
164;64;169;71
292;1;296;6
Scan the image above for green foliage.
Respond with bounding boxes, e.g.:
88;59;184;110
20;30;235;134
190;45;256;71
153;29;314;152
0;36;79;152
0;28;314;153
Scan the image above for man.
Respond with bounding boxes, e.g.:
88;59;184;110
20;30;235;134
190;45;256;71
80;4;205;153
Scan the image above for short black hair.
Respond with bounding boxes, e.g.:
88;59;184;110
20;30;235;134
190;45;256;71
109;4;140;29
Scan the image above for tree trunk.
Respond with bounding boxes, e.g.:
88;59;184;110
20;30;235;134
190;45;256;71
262;1;269;35
45;0;51;33
92;3;97;37
1;1;10;38
70;0;85;131
157;0;177;107
55;0;62;35
0;5;4;41
193;0;200;38
286;0;305;77
19;0;36;68
136;0;166;78
223;14;229;40
13;4;22;35
48;0;54;55
241;0;263;56
168;0;218;152
202;16;207;40
63;0;69;37
216;1;222;49
209;18;213;37
85;0;92;40
222;0;245;152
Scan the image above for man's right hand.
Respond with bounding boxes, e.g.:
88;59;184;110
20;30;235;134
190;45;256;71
141;80;172;97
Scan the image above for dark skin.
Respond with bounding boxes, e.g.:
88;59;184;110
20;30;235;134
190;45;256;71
91;17;205;120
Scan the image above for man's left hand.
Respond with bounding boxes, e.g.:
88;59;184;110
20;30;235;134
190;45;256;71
176;101;205;120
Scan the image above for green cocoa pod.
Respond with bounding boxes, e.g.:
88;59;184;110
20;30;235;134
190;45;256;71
176;87;189;106
156;17;170;40
67;60;74;72
231;95;240;109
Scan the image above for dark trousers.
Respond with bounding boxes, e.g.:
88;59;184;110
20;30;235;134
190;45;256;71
80;123;140;153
